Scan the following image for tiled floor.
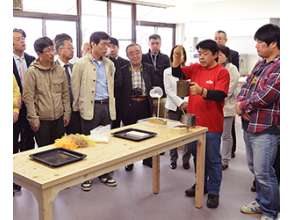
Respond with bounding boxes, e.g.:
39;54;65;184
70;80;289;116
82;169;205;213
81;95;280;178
13;120;278;220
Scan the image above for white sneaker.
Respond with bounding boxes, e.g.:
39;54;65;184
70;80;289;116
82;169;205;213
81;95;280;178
98;176;117;187
81;180;92;191
260;216;275;220
240;201;263;214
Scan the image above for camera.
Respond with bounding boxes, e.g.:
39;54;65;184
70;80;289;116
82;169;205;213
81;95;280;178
132;87;142;96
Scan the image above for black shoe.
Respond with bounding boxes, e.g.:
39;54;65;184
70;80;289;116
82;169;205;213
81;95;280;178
231;152;236;158
13;183;21;192
185;184;196;197
142;160;152;168
170;162;177;169
207;194;219;208
125;164;134;171
183;163;190;170
185;184;208;197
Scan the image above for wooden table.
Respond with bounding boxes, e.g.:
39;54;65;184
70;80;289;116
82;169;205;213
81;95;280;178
13;121;208;220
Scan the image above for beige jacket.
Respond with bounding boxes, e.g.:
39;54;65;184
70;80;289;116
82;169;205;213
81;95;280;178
223;62;240;117
23;59;71;126
71;52;116;121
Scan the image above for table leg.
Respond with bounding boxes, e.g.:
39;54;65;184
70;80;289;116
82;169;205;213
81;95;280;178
195;133;206;208
152;154;160;194
32;187;59;220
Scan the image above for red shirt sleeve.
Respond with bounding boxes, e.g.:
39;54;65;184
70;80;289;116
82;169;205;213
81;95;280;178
215;68;230;95
181;63;201;80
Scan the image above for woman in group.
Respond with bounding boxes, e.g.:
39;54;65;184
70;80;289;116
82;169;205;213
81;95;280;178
163;45;191;170
218;45;239;170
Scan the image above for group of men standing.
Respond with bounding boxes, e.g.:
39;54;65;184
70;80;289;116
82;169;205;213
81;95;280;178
13;23;280;220
12;30;169;191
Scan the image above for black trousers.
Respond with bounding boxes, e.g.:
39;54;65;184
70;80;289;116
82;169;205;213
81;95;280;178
231;120;237;154
124;99;152;164
123;99;151;126
65;110;81;135
13;105;35;154
36;116;64;147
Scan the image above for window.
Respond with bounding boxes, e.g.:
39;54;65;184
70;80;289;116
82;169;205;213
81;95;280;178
111;3;132;39
13;17;43;57
81;0;107;48
136;4;175;56
136;25;174;56
46;20;77;57
22;0;77;15
136;25;155;54
13;0;175;59
111;2;132;59
136;4;166;22
117;40;132;59
157;27;174;56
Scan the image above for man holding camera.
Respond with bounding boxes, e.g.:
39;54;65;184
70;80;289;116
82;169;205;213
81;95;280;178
119;43;158;171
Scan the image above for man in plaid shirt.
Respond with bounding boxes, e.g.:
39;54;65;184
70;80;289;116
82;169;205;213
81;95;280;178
236;24;280;220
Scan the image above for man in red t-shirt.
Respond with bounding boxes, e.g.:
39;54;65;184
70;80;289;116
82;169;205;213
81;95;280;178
172;39;230;208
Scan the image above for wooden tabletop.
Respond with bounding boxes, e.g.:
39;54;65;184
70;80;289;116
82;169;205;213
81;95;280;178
13;121;208;190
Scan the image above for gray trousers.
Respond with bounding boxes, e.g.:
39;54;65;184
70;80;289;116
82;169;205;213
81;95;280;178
167;109;191;164
80;103;111;135
221;116;234;165
80;102;111;178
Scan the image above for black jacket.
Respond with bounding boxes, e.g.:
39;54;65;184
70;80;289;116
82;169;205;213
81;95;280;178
230;49;239;71
119;62;158;124
142;49;170;98
13;52;35;94
117;56;129;69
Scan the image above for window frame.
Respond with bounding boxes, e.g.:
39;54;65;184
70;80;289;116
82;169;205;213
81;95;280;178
13;0;176;58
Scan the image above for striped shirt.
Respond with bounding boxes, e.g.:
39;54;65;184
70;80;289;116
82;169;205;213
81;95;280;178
237;54;280;133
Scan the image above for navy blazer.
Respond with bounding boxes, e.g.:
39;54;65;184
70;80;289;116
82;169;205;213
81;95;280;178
13;53;35;94
119;62;158;124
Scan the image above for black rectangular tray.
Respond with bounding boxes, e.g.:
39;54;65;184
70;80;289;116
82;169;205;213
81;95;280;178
29;148;87;167
111;128;157;141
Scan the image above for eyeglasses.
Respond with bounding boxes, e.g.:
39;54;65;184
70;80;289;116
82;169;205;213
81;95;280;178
14;36;25;43
42;49;56;54
128;51;141;57
215;37;226;41
99;42;110;47
61;46;75;51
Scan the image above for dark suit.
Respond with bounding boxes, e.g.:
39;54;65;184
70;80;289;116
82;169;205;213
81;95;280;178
13;53;36;153
117;56;129;69
230;49;239;71
120;62;157;166
56;59;81;135
142;49;170;98
120;62;156;125
110;57;123;129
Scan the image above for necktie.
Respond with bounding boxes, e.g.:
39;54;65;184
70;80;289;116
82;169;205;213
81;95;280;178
64;64;74;103
19;57;25;87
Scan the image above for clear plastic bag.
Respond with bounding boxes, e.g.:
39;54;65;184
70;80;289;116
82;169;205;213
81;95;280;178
89;124;111;143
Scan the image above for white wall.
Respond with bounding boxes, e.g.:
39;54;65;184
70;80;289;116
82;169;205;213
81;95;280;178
179;18;279;72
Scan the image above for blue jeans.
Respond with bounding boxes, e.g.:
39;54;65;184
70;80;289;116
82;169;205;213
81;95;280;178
243;131;280;218
191;132;222;195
